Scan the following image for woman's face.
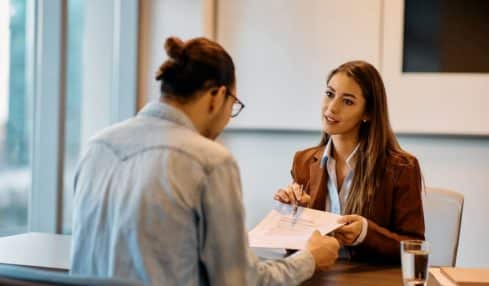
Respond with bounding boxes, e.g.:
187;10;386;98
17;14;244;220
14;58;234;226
321;72;368;138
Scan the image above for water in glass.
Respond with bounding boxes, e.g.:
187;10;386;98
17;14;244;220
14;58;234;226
402;248;429;286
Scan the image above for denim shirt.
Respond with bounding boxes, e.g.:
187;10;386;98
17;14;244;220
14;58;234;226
70;101;314;286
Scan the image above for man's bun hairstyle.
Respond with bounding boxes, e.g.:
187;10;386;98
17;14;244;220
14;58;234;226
155;36;235;101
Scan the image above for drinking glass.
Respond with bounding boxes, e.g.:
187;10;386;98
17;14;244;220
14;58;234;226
401;240;430;286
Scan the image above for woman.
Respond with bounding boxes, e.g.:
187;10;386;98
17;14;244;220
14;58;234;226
274;60;424;263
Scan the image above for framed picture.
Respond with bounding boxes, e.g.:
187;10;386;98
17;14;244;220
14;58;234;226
381;0;489;135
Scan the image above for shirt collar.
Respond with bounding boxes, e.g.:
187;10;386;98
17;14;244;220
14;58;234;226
320;137;360;170
137;100;197;132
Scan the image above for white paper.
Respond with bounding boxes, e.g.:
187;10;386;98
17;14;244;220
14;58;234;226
248;203;344;250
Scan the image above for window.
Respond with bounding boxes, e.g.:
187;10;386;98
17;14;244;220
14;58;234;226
0;0;138;236
61;0;138;234
0;0;30;236
63;0;84;234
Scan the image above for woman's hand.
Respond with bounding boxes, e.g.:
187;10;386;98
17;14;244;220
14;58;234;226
333;215;364;246
273;182;310;206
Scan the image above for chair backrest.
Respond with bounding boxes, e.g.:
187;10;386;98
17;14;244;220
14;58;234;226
0;264;143;286
422;187;464;267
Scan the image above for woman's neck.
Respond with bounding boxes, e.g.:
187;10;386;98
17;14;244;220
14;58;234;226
330;134;359;163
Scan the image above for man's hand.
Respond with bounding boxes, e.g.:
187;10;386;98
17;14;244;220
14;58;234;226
306;230;340;272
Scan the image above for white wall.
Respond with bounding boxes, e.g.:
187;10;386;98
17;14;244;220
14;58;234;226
220;131;489;267
139;0;210;106
217;0;489;134
218;0;382;130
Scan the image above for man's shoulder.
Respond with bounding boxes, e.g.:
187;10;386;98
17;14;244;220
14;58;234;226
88;117;138;145
88;117;235;170
181;134;235;169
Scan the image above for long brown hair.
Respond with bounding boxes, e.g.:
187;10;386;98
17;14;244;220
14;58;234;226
319;61;417;216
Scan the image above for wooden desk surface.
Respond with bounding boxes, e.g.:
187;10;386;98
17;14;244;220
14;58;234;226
254;248;406;285
302;261;402;286
302;261;442;286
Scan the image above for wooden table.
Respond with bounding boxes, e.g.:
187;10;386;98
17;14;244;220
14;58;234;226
302;261;402;285
302;261;442;286
0;240;441;285
253;248;405;285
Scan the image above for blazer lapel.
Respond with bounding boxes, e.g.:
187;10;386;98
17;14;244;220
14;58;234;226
308;148;327;210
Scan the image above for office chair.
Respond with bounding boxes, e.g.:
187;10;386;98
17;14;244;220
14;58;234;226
422;187;464;266
0;264;143;286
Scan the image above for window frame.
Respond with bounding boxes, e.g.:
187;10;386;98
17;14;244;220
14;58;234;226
27;0;139;234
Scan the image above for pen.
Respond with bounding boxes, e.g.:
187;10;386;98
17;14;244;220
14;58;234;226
292;184;303;216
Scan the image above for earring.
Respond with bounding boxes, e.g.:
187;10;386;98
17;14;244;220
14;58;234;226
363;119;367;123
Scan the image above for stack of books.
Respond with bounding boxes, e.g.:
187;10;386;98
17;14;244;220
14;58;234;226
429;267;489;286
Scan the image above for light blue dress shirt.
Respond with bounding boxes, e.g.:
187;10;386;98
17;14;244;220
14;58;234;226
70;101;315;286
320;138;367;246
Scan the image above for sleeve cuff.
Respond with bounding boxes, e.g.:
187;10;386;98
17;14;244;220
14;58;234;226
351;217;368;246
285;249;315;283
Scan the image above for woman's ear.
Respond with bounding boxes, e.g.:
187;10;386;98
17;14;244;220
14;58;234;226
362;113;371;123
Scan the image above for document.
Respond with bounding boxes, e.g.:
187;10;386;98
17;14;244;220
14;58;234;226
248;203;344;250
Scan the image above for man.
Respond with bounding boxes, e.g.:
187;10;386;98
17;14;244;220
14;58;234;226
70;37;339;285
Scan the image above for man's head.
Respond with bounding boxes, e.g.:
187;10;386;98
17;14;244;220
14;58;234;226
156;37;243;139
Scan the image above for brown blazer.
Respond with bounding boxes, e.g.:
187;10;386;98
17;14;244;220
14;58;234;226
291;145;425;264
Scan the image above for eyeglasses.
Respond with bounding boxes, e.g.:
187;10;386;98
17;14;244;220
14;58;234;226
226;91;245;118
